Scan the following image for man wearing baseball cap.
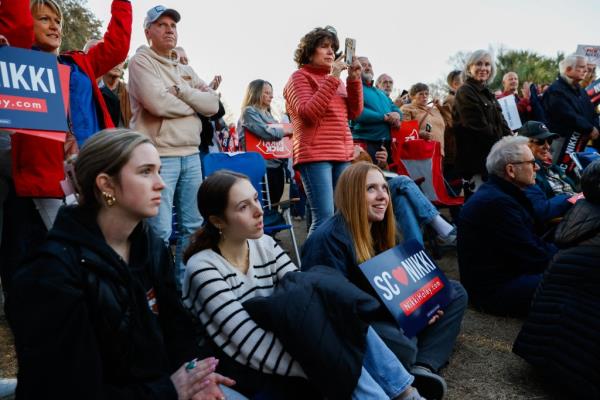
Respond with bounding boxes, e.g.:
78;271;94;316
519;121;578;222
128;6;219;291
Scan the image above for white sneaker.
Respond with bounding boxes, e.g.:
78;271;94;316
436;228;457;247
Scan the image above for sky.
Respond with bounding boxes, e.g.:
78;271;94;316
87;0;600;121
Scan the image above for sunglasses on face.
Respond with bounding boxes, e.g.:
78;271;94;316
532;138;553;146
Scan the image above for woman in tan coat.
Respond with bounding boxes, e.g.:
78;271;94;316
400;83;446;156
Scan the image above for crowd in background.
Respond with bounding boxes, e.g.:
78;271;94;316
1;0;600;399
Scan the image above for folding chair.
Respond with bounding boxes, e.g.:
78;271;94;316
571;150;600;178
203;152;302;267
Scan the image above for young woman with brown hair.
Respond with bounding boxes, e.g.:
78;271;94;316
302;161;468;400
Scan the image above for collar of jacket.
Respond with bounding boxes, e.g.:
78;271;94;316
488;174;534;214
557;74;582;93
301;64;330;75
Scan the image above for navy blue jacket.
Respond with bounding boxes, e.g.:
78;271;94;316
543;75;599;138
523;184;571;223
457;176;557;300
513;200;600;398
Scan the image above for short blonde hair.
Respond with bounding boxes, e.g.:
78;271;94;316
30;0;63;25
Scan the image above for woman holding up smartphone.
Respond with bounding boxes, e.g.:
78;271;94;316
283;26;363;235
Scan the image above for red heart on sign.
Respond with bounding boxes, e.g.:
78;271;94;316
392;266;409;286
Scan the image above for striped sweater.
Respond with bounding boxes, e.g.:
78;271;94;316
183;235;305;377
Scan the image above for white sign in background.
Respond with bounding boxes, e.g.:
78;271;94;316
498;94;522;131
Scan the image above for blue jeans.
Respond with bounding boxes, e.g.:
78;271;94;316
353;327;414;399
389;175;440;245
148;155;203;288
298;161;350;236
372;280;468;372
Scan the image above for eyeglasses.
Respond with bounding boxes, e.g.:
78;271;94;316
511;159;536;167
531;138;553;146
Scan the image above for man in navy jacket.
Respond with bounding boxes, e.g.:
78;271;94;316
458;136;557;316
543;54;599;163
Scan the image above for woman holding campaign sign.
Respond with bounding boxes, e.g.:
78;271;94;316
183;170;427;399
283;25;363;235
400;83;447;156
302;162;468;400
238;79;292;206
0;0;131;293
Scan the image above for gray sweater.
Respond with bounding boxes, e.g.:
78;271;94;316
238;106;286;168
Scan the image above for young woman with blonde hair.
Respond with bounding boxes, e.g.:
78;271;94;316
302;161;468;400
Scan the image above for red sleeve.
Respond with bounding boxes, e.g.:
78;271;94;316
345;78;363;120
517;96;531;114
0;0;34;48
285;70;341;125
83;0;132;78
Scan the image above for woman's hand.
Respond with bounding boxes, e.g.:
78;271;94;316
375;146;388;164
330;55;348;78
171;357;235;400
419;130;432;140
427;310;444;325
347;56;362;81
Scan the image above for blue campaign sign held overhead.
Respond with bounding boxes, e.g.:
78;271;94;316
359;239;453;338
0;46;68;132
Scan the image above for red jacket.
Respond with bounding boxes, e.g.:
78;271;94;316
284;65;363;166
0;0;132;131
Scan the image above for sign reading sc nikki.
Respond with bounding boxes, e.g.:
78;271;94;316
0;46;67;132
359;239;453;337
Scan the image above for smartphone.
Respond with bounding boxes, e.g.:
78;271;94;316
344;38;356;65
425;123;432;133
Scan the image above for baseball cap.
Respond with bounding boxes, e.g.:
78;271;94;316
518;121;559;140
144;5;181;28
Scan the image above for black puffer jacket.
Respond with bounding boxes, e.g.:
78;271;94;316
244;266;382;400
452;77;512;177
6;206;199;400
513;200;600;398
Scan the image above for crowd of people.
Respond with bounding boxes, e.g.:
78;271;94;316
1;0;600;399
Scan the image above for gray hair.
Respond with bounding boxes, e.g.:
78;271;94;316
464;49;496;84
486;136;529;177
559;53;587;76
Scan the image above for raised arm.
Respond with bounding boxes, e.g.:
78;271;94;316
83;0;132;78
0;0;34;48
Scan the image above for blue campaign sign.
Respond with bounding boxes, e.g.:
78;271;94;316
359;239;453;337
0;46;68;132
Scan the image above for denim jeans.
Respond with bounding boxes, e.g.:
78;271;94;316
389;175;440;245
298;161;350;236
353;326;414;399
372;280;468;372
148;155;203;288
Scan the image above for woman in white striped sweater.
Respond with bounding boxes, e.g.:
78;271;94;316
183;170;426;400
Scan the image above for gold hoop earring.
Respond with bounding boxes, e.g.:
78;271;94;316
102;191;116;207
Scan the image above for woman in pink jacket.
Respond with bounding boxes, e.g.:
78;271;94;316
284;26;363;235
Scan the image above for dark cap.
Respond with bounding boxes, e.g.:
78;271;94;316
518;121;559;140
144;5;181;29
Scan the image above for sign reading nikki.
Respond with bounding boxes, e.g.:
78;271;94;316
0;46;67;132
244;125;293;159
359;240;453;337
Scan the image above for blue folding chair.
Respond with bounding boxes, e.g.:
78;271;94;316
203;152;301;267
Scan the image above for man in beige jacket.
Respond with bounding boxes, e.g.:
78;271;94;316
128;5;219;287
